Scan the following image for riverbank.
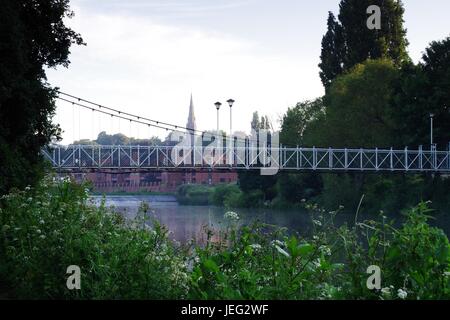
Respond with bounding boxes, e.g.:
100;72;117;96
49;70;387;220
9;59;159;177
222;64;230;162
1;178;448;299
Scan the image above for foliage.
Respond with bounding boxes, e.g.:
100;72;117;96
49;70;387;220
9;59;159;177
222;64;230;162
319;0;409;87
210;184;241;207
0;0;84;195
319;12;345;88
77;131;163;146
279;98;324;147
313;59;399;148
0;179;448;299
0;177;188;299
392;37;450;148
176;184;214;206
189;202;450;300
176;184;266;209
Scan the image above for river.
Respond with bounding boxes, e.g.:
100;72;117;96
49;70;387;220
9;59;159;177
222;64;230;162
91;195;450;243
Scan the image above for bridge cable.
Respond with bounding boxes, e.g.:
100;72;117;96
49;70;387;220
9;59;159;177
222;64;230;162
57;96;263;146
56;91;268;145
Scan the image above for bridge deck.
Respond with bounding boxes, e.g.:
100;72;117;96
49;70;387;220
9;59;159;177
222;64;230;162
42;145;450;173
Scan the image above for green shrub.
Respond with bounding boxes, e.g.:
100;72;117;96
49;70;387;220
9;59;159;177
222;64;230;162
0;177;188;299
176;184;213;205
210;184;242;207
189;202;450;300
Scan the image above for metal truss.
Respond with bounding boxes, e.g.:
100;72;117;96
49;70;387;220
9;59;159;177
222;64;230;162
42;144;450;173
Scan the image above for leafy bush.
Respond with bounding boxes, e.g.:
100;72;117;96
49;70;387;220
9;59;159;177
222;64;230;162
176;184;213;205
189;203;450;300
0;177;189;299
209;184;241;207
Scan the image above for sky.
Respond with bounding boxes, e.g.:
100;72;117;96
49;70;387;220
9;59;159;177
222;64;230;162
46;0;450;144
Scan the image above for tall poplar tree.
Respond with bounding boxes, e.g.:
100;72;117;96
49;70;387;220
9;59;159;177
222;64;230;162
319;0;409;87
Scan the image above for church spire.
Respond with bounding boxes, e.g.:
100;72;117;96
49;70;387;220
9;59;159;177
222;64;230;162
186;93;196;133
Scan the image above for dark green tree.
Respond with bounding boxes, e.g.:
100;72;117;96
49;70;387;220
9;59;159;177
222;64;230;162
319;12;345;89
392;37;450;148
420;37;450;147
319;0;409;87
0;0;84;194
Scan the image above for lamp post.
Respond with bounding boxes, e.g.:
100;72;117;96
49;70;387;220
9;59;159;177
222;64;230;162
227;99;235;137
215;102;222;134
430;113;434;147
227;99;235;166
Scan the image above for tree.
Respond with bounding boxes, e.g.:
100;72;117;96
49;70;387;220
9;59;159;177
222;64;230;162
319;0;409;87
276;99;325;204
0;0;84;194
319;12;345;89
420;37;450;147
392;37;450;148
313;59;400;148
280;98;324;147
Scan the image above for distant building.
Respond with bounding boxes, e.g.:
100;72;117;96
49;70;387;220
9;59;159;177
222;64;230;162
73;95;238;193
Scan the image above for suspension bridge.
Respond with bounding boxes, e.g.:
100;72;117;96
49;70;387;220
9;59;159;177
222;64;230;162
43;92;450;173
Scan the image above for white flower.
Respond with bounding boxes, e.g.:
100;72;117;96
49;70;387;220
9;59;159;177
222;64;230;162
224;211;239;221
250;244;262;251
312;220;322;226
397;288;407;300
319;245;331;256
312;258;321;268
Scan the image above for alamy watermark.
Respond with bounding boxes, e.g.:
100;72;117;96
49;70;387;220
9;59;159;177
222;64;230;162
366;265;381;290
367;5;381;30
66;265;81;290
170;129;280;175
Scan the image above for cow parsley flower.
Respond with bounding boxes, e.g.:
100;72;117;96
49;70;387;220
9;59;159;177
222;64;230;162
397;288;407;300
312;220;322;226
224;211;239;221
250;244;262;251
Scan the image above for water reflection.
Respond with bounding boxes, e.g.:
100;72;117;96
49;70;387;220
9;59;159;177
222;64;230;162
91;195;450;244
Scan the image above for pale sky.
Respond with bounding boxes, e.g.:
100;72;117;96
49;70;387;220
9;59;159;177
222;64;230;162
46;0;450;144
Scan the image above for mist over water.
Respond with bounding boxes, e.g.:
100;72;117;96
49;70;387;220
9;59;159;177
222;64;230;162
92;195;450;244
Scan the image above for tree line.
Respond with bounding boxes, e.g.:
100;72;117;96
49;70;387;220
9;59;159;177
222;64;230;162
236;0;450;213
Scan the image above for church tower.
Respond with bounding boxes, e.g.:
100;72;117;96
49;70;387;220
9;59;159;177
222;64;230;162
186;94;196;134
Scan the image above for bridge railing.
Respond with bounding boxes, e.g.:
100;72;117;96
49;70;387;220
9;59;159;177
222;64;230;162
41;144;450;173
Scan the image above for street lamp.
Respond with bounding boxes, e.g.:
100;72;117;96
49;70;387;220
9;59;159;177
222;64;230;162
227;99;235;137
430;113;434;147
214;102;222;133
227;99;235;166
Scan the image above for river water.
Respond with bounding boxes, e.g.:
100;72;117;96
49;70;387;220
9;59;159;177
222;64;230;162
91;195;450;243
